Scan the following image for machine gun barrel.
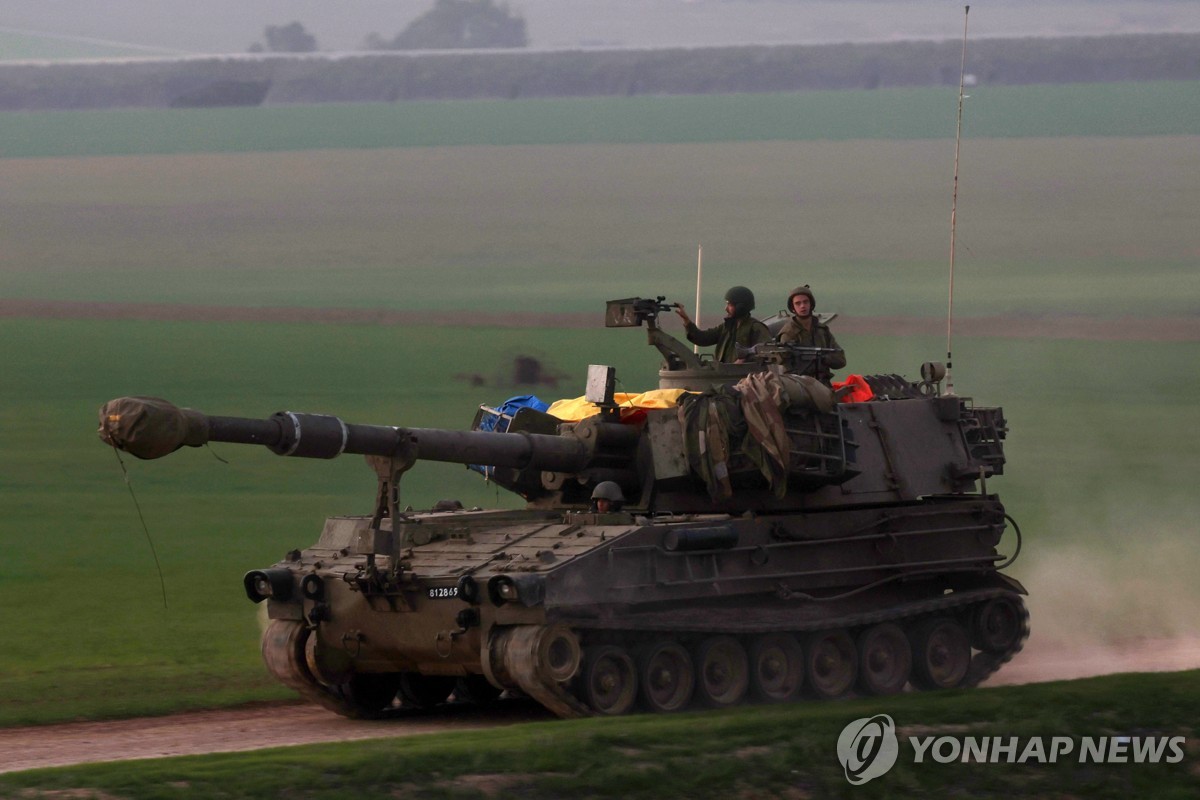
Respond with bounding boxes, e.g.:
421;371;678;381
99;396;592;472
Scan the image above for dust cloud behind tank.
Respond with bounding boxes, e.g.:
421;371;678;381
98;297;1026;718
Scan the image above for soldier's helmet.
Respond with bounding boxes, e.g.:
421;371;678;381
788;285;816;312
591;481;625;503
724;285;756;316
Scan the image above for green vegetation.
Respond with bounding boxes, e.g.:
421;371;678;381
249;22;318;54
3;671;1198;797
4;32;1198;111
2;136;1198;320
368;0;528;50
2;81;1198;158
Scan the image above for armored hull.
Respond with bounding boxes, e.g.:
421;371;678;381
270;489;1024;718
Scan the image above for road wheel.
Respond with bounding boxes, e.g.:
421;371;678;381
636;640;694;713
971;596;1026;654
693;636;750;707
804;630;857;699
748;634;804;702
582;645;638;715
910;618;971;690
857;623;912;696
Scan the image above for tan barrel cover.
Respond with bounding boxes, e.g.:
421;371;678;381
97;396;208;459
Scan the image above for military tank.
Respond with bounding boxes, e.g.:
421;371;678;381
98;296;1026;718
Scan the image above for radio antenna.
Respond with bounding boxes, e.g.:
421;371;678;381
693;244;703;355
946;4;970;396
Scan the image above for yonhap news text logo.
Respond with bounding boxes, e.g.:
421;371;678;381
837;715;1187;786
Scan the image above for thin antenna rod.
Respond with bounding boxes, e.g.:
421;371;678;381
945;5;970;396
693;245;703;355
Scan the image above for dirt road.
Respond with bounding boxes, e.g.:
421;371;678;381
0;700;553;775
6;634;1200;774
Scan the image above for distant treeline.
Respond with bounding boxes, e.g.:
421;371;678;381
2;34;1198;111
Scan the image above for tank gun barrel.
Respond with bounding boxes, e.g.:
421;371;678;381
98;396;592;472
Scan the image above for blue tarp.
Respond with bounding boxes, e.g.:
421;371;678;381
476;395;550;433
471;395;550;478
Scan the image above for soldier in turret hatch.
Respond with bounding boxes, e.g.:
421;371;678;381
673;285;771;364
590;481;625;513
776;285;846;380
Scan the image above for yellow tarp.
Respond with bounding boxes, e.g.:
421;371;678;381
547;389;690;422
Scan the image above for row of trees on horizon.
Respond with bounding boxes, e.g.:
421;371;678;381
248;0;528;54
2;33;1195;112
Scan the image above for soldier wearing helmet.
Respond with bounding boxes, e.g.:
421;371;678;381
673;285;771;364
590;481;625;513
776;285;846;380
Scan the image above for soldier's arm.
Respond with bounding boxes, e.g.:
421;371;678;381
675;304;719;346
686;323;721;346
824;330;847;369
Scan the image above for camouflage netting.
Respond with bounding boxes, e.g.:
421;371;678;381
97;396;208;460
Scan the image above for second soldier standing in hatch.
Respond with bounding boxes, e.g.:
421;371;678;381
674;285;771;363
776;285;846;379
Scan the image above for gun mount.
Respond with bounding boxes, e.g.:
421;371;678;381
97;300;1026;720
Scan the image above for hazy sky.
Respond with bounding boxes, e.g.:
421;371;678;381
4;0;1200;57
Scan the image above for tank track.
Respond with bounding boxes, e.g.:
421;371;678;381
962;594;1030;688
562;589;1029;714
263;589;1028;719
261;619;376;718
485;624;591;719
262;618;595;720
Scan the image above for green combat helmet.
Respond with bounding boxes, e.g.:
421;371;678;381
590;480;625;512
591;481;625;504
724;285;756;316
788;285;816;311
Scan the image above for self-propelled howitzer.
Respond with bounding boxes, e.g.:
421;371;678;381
97;303;1027;719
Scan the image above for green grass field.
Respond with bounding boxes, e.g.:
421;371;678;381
3;82;1199;159
1;81;1199;773
3;83;1197;318
2;136;1198;318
